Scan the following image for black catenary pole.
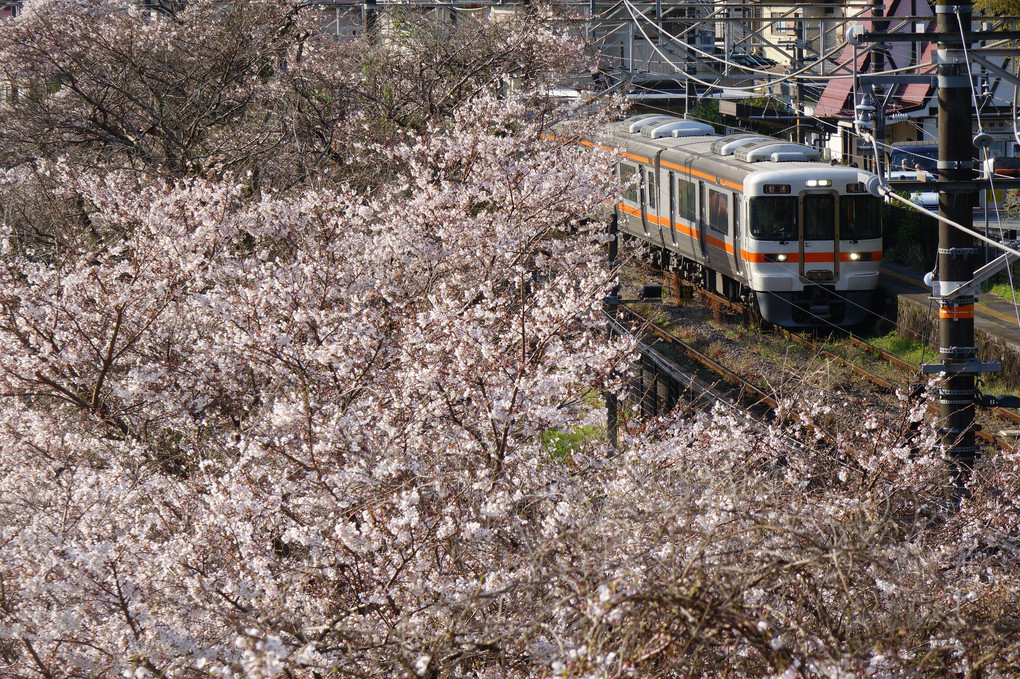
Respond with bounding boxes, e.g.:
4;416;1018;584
872;0;888;173
363;0;377;40
934;0;980;479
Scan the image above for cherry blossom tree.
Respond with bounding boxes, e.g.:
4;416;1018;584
0;0;594;189
4;98;1020;675
2;3;1020;678
0;0;306;176
0;89;639;677
0;0;599;256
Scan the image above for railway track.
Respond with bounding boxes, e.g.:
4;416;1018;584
613;304;871;449
607;311;763;420
615;304;773;406
616;289;1019;453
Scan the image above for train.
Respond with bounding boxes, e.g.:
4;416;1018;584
598;113;884;328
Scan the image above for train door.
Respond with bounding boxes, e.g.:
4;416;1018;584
654;162;669;251
697;182;712;265
640;165;655;237
667;171;679;249
732;194;743;275
705;185;735;273
798;191;839;282
675;172;700;260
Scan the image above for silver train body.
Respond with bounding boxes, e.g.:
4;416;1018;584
604;114;883;327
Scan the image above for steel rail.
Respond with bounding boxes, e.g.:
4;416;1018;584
616;304;778;410
685;285;1019;450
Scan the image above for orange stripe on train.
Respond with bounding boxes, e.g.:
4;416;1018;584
620;206;880;264
660;160;742;191
740;251;883;264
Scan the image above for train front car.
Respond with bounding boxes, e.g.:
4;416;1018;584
742;163;883;327
604;115;883;329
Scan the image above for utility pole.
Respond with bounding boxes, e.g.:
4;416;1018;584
931;0;981;480
363;0;377;40
871;0;887;174
684;4;695;117
606;213;620;450
795;18;804;144
723;6;731;77
854;3;1020;482
655;0;662;44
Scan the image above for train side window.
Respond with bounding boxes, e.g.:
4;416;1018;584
803;194;835;240
645;168;657;209
840;195;882;240
620;164;638;203
676;176;696;222
707;188;729;235
734;195;740;238
749;197;797;240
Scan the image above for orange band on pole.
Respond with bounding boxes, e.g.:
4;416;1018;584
939;305;975;320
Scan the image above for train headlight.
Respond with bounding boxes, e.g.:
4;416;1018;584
848;252;872;261
806;179;833;187
764;253;789;262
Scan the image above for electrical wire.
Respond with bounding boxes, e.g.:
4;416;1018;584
590;5;944;145
956;13;1020;332
601;14;941;157
632;6;934;80
615;0;928;94
959;13;990;149
883;188;1020;263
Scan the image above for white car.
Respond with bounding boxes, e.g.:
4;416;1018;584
887;169;938;210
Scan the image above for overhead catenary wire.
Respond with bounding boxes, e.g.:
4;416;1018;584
955;13;1020;332
613;0;936;93
594;6;949;160
588;3;966;145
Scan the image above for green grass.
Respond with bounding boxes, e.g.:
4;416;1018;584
986;281;1020;302
868;332;932;367
867;311;1020;400
540;425;602;461
979;374;1020;400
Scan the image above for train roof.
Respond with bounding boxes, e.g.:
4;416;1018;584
602;114;873;188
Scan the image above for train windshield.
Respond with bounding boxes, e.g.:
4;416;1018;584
749;197;797;240
751;194;878;241
802;194;835;240
840;195;882;240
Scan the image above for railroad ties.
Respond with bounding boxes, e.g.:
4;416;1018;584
610;298;1020;452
